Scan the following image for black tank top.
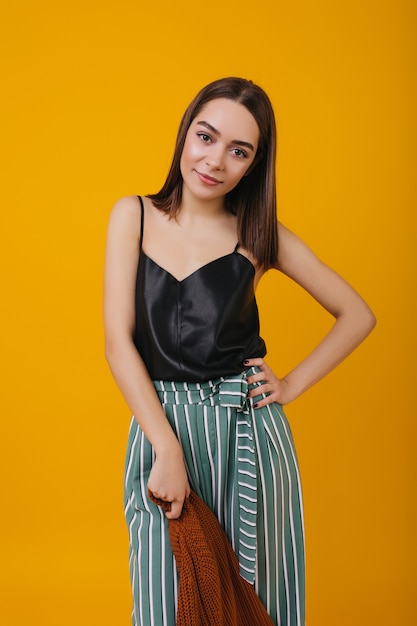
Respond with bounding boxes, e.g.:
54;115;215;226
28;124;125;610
133;196;266;382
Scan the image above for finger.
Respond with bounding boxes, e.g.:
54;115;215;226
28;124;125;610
243;357;265;368
252;394;280;409
148;489;172;512
246;371;268;385
248;382;274;397
248;380;279;398
166;499;184;520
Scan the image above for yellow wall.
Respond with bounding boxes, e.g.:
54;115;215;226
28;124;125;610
1;1;415;624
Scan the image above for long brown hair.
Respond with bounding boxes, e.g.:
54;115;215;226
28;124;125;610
148;77;278;270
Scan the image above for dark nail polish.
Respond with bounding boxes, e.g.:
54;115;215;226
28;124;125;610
243;360;250;365
253;403;259;408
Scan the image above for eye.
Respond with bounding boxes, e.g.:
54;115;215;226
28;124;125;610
231;147;248;159
197;132;212;143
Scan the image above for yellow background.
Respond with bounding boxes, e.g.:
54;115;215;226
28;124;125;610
1;1;415;624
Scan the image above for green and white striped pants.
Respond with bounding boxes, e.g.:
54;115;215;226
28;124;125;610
124;368;305;626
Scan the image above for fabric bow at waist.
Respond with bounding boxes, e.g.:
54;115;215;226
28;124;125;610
154;369;264;583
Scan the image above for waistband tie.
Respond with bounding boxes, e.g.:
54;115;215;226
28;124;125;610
216;372;257;583
154;368;262;584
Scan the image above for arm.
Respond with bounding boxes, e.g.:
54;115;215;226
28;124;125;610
104;196;190;518
246;223;376;406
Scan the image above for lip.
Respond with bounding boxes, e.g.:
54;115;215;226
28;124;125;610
195;170;222;185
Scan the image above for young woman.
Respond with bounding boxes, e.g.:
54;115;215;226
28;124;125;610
104;77;376;626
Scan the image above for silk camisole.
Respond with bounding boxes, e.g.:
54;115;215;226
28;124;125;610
133;196;266;382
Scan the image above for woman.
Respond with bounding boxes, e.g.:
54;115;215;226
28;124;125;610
104;77;376;626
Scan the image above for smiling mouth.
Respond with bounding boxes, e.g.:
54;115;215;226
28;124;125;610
195;170;222;185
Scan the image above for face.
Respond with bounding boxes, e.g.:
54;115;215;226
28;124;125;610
180;98;260;202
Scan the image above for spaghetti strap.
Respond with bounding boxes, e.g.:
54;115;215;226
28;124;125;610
137;195;145;250
234;242;240;252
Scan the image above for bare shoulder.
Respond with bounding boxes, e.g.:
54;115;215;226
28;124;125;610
109;195;141;223
106;195;143;242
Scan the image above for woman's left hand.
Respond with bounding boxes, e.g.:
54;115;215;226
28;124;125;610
243;358;298;407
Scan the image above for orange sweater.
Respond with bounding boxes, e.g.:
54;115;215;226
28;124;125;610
150;490;275;626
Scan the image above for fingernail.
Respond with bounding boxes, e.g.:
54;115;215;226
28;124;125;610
243;360;250;365
253;403;259;408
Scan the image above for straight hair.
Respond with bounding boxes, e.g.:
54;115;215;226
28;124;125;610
148;77;278;270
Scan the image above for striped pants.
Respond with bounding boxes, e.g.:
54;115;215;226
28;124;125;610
124;368;305;626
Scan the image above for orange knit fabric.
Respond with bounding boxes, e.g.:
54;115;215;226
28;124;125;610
149;490;275;626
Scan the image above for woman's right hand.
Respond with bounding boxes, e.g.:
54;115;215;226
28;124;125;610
147;444;190;519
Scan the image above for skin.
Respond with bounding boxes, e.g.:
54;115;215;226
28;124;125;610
104;97;376;519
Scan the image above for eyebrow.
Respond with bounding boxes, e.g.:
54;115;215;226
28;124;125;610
196;120;255;152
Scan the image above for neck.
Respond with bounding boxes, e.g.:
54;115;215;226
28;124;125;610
179;186;227;219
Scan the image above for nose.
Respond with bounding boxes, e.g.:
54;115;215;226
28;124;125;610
205;145;225;170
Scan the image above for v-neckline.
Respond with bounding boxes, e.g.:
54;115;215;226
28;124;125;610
141;249;255;284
